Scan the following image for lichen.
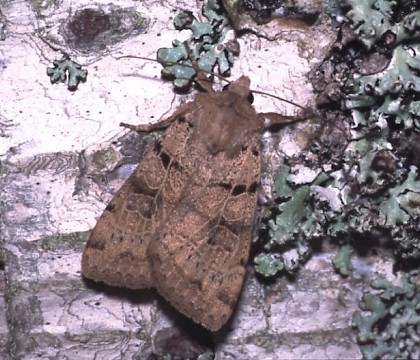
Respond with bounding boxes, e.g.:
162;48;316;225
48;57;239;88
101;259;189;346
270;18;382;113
254;1;420;355
346;44;420;132
91;148;116;170
255;1;420;276
334;1;420;263
340;1;420;50
254;165;326;276
157;0;239;89
352;271;420;359
46;55;88;90
0;21;6;41
0;9;6;41
254;253;284;277
332;244;353;277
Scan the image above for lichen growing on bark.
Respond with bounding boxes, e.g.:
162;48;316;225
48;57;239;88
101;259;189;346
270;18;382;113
46;55;88;90
255;1;420;276
352;271;420;359
156;0;239;89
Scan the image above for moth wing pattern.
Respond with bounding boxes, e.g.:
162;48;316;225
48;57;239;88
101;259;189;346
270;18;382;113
82;145;170;289
82;105;192;288
82;75;263;331
148;118;261;331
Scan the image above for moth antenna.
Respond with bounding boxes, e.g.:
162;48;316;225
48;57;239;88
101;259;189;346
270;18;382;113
116;55;311;112
251;89;308;111
115;55;233;84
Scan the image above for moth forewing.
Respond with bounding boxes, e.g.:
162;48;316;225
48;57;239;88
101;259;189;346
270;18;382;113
82;74;264;331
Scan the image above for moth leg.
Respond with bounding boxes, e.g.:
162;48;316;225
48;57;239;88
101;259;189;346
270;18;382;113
187;51;214;93
259;111;315;127
194;69;214;93
120;120;172;133
120;103;193;133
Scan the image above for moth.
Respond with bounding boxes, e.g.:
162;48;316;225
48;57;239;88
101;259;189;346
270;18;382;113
82;64;309;331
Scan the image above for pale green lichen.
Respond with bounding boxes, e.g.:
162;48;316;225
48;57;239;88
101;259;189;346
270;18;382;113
255;1;420;274
341;0;395;49
256;1;420;356
340;1;420;50
339;1;420;263
352;271;420;359
46;55;88;90
254;253;284;277
0;9;6;41
0;21;5;41
92;148;117;170
332;245;353;277
254;165;326;276
346;44;420;131
157;0;238;89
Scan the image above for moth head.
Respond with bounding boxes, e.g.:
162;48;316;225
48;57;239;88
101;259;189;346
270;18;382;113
224;76;254;103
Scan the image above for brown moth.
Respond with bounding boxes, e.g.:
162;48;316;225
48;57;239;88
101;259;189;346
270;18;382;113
82;68;306;331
